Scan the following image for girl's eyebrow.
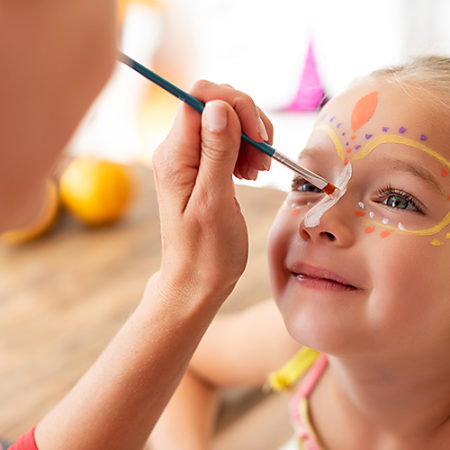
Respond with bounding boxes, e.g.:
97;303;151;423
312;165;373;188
297;147;325;160
297;151;445;195
383;157;444;195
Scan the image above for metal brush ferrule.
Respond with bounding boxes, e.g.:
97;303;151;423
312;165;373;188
272;150;328;190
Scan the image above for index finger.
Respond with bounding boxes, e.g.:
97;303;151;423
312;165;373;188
190;80;273;173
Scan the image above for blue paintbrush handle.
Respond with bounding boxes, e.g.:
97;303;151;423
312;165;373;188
117;51;337;194
119;52;205;114
118;51;275;158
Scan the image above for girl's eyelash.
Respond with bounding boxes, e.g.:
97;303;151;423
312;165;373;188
291;176;304;190
375;184;425;214
291;176;323;193
291;178;425;213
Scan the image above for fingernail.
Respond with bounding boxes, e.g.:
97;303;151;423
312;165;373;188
257;117;269;141
263;157;271;170
204;101;227;132
248;167;258;180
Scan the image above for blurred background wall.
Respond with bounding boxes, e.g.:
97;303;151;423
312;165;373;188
69;0;450;191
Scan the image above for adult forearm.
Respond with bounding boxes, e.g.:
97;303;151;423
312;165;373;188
35;275;225;450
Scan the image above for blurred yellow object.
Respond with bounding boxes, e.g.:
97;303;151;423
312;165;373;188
60;157;134;226
2;180;59;243
118;0;161;23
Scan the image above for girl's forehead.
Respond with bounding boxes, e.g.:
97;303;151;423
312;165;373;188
312;81;450;165
323;82;421;127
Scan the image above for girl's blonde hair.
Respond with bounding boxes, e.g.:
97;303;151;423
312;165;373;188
369;55;450;114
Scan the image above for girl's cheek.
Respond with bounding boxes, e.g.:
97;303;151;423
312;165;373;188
267;209;295;290
268;211;285;263
268;199;311;260
268;206;295;252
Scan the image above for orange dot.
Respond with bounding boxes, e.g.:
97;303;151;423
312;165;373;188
346;148;352;153
365;227;375;234
291;209;301;215
442;168;448;177
380;231;391;238
344;159;349;166
351;135;357;140
355;211;366;217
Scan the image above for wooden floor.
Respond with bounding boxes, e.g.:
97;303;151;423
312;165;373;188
0;165;288;444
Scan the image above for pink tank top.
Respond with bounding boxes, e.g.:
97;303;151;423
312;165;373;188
289;353;328;449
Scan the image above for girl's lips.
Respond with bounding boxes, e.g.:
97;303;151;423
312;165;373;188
290;263;359;291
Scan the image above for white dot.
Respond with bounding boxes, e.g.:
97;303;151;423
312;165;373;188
369;211;375;219
358;201;365;209
382;218;389;224
398;222;405;230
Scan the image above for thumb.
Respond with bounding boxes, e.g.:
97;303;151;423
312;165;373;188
198;100;242;189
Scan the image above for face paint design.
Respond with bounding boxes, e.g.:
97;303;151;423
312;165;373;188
314;91;450;246
355;201;450;242
304;163;352;228
351;91;378;132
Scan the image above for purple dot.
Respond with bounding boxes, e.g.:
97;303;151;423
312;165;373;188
337;122;341;128
345;141;349;146
355;145;361;150
420;134;428;141
329;116;335;122
365;133;373;139
382;127;389;132
342;132;346;137
399;126;407;134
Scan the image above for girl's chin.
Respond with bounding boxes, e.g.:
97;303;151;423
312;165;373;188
279;300;367;355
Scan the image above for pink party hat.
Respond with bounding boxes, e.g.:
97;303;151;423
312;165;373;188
286;39;324;111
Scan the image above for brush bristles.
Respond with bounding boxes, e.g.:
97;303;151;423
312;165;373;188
323;183;339;195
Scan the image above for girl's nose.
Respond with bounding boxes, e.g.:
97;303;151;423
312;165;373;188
298;202;355;247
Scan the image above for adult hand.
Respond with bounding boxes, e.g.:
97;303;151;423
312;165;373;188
151;80;274;302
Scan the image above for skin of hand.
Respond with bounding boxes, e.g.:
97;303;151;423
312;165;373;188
151;80;273;302
35;82;274;449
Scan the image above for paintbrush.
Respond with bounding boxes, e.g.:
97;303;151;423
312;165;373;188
118;51;338;195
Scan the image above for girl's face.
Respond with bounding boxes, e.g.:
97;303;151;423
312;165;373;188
268;79;450;357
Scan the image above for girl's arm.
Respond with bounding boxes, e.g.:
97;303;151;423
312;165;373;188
149;299;301;449
191;299;301;387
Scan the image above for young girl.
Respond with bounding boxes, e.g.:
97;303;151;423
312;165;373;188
148;56;450;449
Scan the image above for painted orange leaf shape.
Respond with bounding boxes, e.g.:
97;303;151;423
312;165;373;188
351;91;378;132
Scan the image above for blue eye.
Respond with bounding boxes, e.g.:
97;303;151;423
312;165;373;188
385;195;409;209
291;177;323;194
376;185;424;214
